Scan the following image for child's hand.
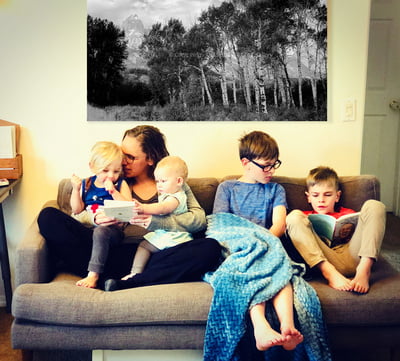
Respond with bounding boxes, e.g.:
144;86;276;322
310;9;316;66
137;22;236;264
132;199;144;214
104;178;116;194
94;210;118;226
71;174;82;191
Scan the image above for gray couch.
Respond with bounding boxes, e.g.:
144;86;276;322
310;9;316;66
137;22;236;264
11;175;400;358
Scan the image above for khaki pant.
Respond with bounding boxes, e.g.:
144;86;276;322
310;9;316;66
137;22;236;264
286;200;386;276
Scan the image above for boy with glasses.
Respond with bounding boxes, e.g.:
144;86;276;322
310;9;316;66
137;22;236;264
212;130;304;352
286;166;386;294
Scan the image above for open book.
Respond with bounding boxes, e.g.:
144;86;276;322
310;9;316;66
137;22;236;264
308;212;360;248
103;200;137;222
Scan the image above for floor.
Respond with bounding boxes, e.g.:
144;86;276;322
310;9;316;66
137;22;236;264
0;307;22;361
1;213;400;361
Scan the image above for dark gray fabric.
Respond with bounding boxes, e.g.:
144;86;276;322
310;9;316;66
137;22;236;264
12;322;207;350
310;257;400;325
14;219;50;286
13;280;212;326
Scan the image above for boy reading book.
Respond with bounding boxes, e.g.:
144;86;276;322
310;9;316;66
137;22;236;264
286;166;386;293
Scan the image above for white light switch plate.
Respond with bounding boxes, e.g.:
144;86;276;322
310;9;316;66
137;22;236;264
342;98;356;121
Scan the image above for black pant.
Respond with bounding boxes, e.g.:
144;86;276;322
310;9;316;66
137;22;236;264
37;207;222;285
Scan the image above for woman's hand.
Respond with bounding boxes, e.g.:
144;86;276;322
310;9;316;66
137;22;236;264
94;210;118;226
129;213;152;229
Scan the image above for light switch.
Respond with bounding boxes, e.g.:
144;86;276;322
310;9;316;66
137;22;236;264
342;98;356;121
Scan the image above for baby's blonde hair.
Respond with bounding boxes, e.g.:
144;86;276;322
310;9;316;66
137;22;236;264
156;155;188;181
89;141;123;174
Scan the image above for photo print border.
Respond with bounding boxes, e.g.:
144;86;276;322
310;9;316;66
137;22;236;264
87;0;327;122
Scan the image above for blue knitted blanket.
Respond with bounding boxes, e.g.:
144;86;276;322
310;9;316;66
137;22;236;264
203;213;332;361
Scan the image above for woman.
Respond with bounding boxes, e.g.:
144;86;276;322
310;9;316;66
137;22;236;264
38;125;221;289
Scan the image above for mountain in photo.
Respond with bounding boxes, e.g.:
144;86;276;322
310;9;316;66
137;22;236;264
121;14;148;69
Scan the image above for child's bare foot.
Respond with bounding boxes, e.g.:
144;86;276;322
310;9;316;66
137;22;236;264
350;257;374;294
319;261;353;291
350;277;369;294
281;325;303;350
76;272;99;288
327;272;353;291
254;323;287;351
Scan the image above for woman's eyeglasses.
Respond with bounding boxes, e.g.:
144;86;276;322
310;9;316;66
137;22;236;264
250;159;282;172
123;154;136;164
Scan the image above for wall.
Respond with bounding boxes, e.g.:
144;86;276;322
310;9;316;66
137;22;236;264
0;0;371;305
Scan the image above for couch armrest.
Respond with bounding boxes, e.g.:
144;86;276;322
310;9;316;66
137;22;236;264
14;201;58;287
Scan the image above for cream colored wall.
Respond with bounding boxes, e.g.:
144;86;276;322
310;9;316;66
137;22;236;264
0;0;370;304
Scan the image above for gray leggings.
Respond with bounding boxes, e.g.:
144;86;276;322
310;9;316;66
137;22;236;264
88;225;124;274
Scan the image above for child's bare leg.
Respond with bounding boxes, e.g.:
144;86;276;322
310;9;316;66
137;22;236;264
272;283;303;350
121;273;135;280
249;302;286;351
122;245;151;280
318;260;353;291
76;271;99;288
350;257;374;293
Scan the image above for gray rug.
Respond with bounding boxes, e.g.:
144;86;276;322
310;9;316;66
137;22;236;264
381;249;400;272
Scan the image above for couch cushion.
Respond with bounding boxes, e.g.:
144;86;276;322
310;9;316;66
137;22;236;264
187;177;219;215
336;175;380;211
13;259;400;328
310;257;400;326
12;277;213;327
57;179;73;214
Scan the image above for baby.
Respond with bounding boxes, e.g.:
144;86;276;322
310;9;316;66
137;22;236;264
122;155;193;280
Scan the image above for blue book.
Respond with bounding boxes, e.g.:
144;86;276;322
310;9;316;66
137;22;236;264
308;212;360;248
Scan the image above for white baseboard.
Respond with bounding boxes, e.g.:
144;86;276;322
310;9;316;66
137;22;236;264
92;349;203;361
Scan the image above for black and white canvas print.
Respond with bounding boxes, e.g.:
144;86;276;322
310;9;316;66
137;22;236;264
87;0;327;121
